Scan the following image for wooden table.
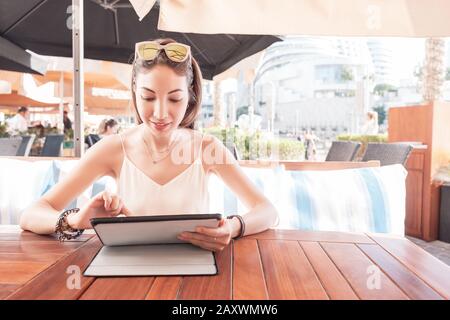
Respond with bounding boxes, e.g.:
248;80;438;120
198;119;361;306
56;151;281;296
1;225;449;300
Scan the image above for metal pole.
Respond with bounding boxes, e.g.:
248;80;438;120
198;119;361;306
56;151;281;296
59;72;65;134
59;71;65;156
73;0;84;157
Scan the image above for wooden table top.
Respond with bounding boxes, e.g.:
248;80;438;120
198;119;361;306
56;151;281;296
1;225;449;300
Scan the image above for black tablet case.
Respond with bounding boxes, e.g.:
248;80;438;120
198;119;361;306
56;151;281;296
84;214;222;277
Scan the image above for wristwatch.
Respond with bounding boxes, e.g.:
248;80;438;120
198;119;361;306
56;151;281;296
55;208;84;242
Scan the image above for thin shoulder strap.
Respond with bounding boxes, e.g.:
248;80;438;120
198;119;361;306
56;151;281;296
118;133;126;157
197;132;205;160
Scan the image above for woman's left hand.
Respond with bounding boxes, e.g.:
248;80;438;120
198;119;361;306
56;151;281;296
177;218;233;252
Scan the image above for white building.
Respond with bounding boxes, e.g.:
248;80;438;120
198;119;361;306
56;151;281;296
367;40;395;86
253;36;375;137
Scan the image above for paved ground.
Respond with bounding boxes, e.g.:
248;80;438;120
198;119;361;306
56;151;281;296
408;236;450;266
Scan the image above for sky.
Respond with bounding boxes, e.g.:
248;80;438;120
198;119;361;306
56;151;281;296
383;37;425;81
366;37;450;82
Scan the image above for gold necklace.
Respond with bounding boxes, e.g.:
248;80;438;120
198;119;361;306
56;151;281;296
141;132;180;164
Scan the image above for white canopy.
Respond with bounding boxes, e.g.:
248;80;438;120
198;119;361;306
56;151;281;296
130;0;450;37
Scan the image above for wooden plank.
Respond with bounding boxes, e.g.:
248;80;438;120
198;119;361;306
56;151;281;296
0;240;82;285
246;229;374;244
321;242;409;300
368;234;450;299
0;241;82;254
239;160;380;170
6;237;102;300
0;232;93;242
258;240;328;299
177;244;232;300
0;225;95;242
358;244;444;300
233;239;268;300
300;241;358;300
79;277;155;300
145;277;183;300
0;252;65;263
0;261;54;284
0;284;19;300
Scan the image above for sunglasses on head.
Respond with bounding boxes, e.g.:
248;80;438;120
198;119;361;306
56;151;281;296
135;41;191;63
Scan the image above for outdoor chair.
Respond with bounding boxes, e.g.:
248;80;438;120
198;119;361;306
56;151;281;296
0;137;23;156
325;141;361;161
361;142;413;166
16;134;35;156
225;142;241;160
40;134;64;157
85;134;101;148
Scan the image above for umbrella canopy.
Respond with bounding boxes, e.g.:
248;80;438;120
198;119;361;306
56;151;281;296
33;70;128;90
0;71;23;92
0;0;280;80
83;95;131;116
0;91;63;108
0;36;47;74
146;0;450;37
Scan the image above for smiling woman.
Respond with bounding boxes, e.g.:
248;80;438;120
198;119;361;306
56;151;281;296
19;38;279;252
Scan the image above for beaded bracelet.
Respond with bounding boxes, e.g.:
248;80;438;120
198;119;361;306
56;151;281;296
55;208;84;242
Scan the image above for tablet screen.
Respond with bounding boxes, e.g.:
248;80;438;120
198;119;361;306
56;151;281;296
90;213;223;246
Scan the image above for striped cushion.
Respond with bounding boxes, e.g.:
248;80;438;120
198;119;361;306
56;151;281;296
283;164;407;234
208;166;287;217
39;160;115;210
208;164;407;235
0;158;52;224
1;158;407;235
0;159;114;224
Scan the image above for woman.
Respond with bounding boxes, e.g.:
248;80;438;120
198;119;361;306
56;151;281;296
361;111;379;135
20;38;279;252
98;118;119;136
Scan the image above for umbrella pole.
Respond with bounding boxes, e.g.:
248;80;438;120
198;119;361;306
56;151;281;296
73;0;84;157
59;72;64;134
59;71;64;156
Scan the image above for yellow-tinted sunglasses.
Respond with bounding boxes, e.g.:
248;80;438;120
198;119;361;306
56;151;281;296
135;41;191;63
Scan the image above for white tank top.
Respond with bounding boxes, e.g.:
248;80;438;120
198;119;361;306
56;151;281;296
116;132;210;216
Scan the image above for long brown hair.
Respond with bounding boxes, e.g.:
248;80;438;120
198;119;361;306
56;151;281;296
131;38;203;129
98;118;118;135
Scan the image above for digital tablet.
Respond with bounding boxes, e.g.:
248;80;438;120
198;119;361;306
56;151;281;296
90;213;223;247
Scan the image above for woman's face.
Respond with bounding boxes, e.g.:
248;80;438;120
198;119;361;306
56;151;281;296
135;64;189;136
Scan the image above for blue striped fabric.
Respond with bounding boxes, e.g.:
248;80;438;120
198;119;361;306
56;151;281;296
358;168;390;233
38;160;113;210
282;165;406;234
290;172;315;230
208;164;407;235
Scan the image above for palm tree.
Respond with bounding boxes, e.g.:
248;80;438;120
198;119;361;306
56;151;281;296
421;38;446;101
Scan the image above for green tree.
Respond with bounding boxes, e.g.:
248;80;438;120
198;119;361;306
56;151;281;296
373;83;397;95
340;66;354;82
373;104;387;125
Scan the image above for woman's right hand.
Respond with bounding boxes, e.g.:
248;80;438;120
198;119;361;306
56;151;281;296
66;191;132;229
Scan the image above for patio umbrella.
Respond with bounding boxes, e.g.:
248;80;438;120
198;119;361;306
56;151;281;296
33;70;128;91
0;36;47;74
145;0;450;37
0;0;281;80
0;91;64;108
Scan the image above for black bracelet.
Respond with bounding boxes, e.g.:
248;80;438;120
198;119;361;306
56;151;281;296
227;214;246;239
55;208;84;242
